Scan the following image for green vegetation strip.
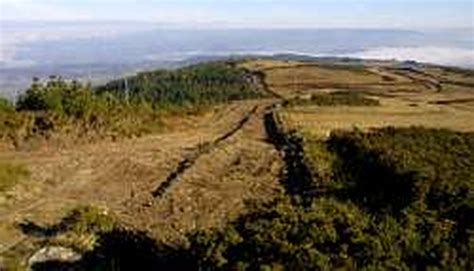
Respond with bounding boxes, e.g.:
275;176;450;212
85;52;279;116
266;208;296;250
172;127;472;270
285;91;380;107
97;61;265;108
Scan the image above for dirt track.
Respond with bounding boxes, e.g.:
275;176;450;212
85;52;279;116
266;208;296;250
0;99;283;251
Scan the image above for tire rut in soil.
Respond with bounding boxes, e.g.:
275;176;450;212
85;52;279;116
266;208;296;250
151;106;259;201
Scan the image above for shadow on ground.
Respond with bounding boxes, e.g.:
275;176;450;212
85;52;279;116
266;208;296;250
18;220;69;238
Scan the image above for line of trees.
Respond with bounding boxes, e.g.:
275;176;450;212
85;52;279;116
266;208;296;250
97;61;264;109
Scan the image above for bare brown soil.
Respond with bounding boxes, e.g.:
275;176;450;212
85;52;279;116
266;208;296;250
0;99;283;253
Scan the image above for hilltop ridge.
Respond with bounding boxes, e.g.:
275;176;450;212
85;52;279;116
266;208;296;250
0;58;473;270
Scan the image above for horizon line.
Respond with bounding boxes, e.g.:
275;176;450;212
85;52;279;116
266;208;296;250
2;19;473;31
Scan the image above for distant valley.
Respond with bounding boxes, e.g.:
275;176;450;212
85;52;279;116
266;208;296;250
1;21;473;98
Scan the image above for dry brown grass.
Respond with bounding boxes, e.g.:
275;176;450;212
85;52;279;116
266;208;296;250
423;66;474;85
240;59;304;71
280;96;474;138
0;100;282;256
241;59;474;138
242;59;474;99
242;59;426;98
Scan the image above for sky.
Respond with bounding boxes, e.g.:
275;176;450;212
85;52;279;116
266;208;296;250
1;0;473;29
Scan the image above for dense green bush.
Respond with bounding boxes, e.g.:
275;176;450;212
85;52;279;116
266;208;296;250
7;77;157;141
187;197;408;270
181;127;473;270
17;77;119;119
327;127;473;218
325;127;473;269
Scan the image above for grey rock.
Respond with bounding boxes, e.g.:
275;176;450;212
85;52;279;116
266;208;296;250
28;246;81;266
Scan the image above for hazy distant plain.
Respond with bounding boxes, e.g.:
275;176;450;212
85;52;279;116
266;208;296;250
1;21;473;98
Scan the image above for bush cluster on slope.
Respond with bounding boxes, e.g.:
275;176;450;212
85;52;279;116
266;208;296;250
0;62;264;144
325;127;473;269
1;77;161;142
182;127;473;270
328;127;473;217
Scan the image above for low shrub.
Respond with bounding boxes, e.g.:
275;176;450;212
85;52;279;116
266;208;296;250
0;97;14;112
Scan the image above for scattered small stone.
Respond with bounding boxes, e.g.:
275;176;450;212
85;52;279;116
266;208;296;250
142;200;153;207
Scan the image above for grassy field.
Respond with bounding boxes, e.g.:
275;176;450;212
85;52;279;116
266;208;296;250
242;59;417;97
280;96;474;138
242;59;474;137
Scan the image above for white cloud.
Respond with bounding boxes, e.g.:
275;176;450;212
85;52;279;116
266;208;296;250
345;47;474;68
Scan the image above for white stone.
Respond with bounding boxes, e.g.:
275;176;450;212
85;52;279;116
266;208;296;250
28;246;81;266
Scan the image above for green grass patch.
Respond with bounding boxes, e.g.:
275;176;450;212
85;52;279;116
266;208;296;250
61;206;118;235
0;97;15;113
